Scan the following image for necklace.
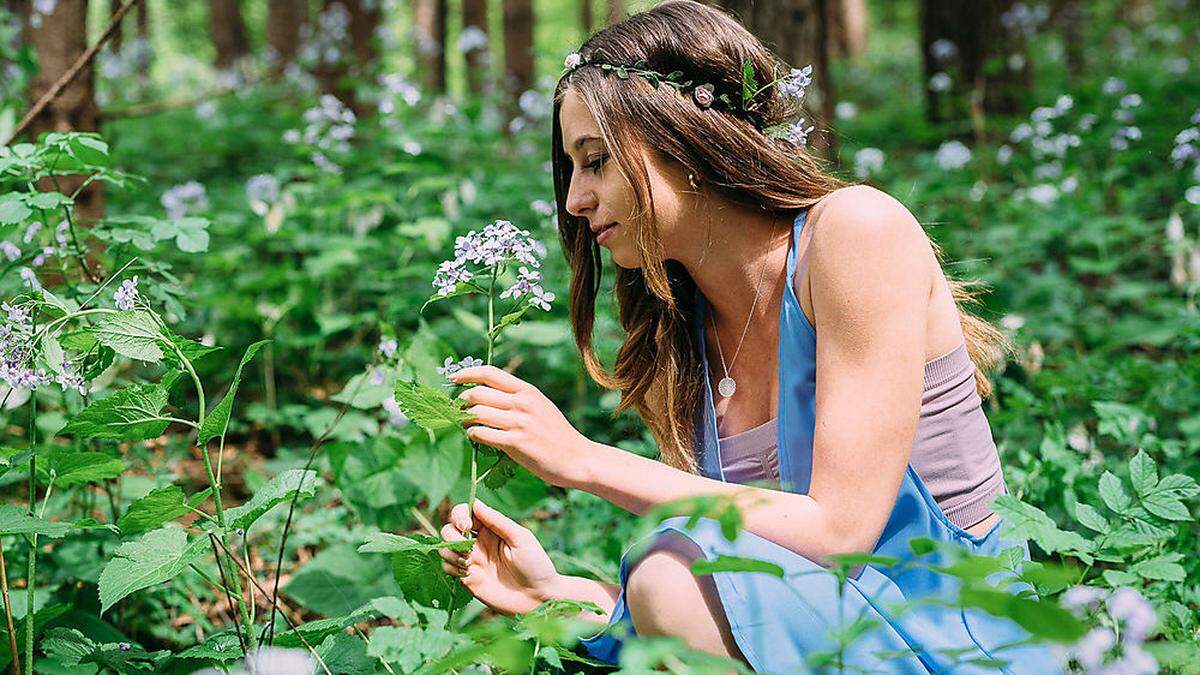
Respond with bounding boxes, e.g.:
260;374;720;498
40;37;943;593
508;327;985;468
708;224;784;398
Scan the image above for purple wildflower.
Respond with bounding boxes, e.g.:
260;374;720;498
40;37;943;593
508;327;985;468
19;268;40;291
0;242;19;261
113;276;140;311
777;65;813;100
436;355;484;379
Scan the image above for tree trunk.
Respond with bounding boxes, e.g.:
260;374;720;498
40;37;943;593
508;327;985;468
1047;0;1084;81
463;0;490;95
920;0;1032;133
502;0;533;132
25;0;103;219
713;0;837;156
267;0;306;76
414;0;446;95
210;0;249;70
581;0;593;34
606;0;623;25
109;0;123;50
826;0;867;57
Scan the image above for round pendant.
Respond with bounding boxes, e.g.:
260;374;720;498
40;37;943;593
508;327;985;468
717;376;737;398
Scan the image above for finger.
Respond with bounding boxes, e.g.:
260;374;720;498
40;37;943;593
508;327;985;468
438;546;468;568
465;425;513;451
456;385;514;410
472;499;529;546
441;522;467;543
449;364;526;393
442;561;466;578
460;404;513;430
449;503;473;533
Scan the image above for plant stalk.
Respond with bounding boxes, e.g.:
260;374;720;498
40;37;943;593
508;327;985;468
0;537;19;675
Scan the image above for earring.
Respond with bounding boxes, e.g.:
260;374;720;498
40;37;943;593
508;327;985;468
688;172;701;190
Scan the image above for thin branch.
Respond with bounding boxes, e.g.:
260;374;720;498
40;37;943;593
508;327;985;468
208;533;249;656
5;0;145;146
0;538;20;675
262;364;373;646
209;537;332;675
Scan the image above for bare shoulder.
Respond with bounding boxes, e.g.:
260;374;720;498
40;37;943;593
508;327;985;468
806;185;934;320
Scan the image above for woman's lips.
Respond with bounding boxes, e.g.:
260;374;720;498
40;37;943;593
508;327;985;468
595;222;618;245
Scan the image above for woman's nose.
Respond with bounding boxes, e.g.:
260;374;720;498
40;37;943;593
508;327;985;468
565;179;596;218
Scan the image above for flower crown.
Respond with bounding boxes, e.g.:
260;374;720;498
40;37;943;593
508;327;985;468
562;47;816;145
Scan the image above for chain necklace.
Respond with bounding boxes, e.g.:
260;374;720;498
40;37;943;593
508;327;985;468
708;224;785;398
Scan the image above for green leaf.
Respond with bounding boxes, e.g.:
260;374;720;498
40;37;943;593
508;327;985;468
98;527;207;613
41;627;168;671
359;532;474;555
690;554;784;578
1156;473;1200;499
1140;491;1192;521
1073;502;1109;534
174;217;210;252
160;328;222;368
60;383;170;441
117;486;212;535
489;305;532;338
1129;451;1158;497
1098;471;1130;513
991;494;1094;561
741;60;758;106
223;468;319;531
1132;553;1185;582
68;135;109;165
393;380;473;433
26;190;72;210
0;503;73;537
332;368;396;409
0;194;32;224
198;340;269;445
958;588;1087;642
283;545;400;617
92;311;165;363
368;624;458;672
386;534;474;610
43;449;125;487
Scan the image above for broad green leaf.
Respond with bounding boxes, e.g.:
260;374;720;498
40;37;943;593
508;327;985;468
1140;492;1192;521
316;632;376;675
0;194;31;224
223;468;318;531
1128;451;1157;497
175;631;243;663
368;624;458;672
958;588;1087;642
117;486;212;535
691;554;784;578
359;532;474;554
68;135;109;165
386;534;474;610
0;503;72;537
198;340;269;445
992;494;1094;561
1155;473;1200;499
60;383;170;441
283;544;400;617
174;217;210;252
1073;502;1109;533
26;191;72;210
98;527;208;613
1132;553;1185;582
42;449;125;487
41;627;168;671
92;311;165;363
400;431;464;506
393;379;473;433
1098;471;1130;513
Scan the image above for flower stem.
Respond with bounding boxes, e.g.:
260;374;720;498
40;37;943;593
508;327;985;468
24;396;36;675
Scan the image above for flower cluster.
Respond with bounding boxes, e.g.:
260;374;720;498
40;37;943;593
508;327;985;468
432;220;550;298
934;140;972;170
0;301;50;391
377;72;422;117
161;181;209;220
282;95;356;175
245;174;281;217
1057;586;1157;674
1000;94;1083;203
777;65;813;100
299;3;350;69
498;266;555;310
853;147;885;179
114;276;140;311
436;356;483;379
1171;109;1200;209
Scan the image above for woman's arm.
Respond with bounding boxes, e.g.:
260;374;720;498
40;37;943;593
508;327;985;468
570;187;935;562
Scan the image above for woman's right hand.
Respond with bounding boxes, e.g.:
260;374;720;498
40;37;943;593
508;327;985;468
439;499;561;616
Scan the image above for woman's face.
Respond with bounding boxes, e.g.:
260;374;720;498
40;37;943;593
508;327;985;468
559;88;694;269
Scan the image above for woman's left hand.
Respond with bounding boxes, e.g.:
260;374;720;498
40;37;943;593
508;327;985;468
449;365;590;488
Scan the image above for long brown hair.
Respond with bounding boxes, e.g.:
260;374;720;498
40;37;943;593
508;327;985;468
551;1;1010;474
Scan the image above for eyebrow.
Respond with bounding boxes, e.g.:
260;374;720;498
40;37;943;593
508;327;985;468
571;134;603;151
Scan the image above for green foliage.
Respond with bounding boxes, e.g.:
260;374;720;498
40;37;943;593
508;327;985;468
91;311;166;363
0;503;72;537
393;379;473;433
197;339;269;444
98;527;208;614
117;486;211;536
59;383;171;441
223;468;319;531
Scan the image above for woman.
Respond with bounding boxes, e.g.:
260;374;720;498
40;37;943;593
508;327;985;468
439;2;1048;672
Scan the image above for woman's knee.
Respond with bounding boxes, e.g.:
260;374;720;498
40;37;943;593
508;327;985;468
626;549;698;636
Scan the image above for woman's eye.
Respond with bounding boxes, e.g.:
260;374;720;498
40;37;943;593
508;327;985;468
585;154;608;173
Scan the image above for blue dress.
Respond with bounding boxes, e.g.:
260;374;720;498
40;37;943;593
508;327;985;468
578;207;1055;673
